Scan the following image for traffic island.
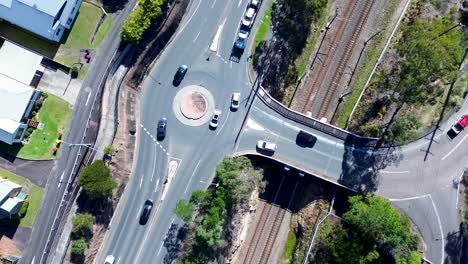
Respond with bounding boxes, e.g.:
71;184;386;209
173;85;215;126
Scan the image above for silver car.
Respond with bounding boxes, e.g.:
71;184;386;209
210;110;222;128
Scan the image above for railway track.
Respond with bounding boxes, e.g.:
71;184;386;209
300;0;375;120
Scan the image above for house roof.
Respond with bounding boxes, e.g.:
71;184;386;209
0;197;22;213
0;74;35;123
0;40;43;85
0;0;12;8
0;182;13;203
17;0;66;17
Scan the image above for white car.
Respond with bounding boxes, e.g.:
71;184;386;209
256;140;277;152
239;29;249;39
242;8;256;27
231;92;240;110
251;0;260;9
210;110;222;128
104;255;115;264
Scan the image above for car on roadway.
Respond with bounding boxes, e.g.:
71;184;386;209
173;64;188;84
231;92;240;110
210;110;222;128
447;114;468;140
242;8;256;27
256;140;277;153
239;28;249;39
157;117;167;140
104;255;115;264
250;0;261;9
139;199;154;225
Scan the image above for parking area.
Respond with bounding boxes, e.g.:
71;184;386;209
37;67;83;106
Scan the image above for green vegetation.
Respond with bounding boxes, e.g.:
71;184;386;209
18;201;29;218
0;168;44;228
77;160;117;200
55;2;113;78
71;237;87;256
176;157;265;263
315;195;420;263
283;220;297;262
349;12;465;143
103;145;113;155
253;1;274;50
335;0;401;128
18;94;72;159
72;213;95;238
120;0;165;44
174;199;193;222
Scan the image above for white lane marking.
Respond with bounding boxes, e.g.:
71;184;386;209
85;90;92;106
210;18;226;54
211;0;216;8
216;18;226;56
246;118;265;131
429;195;444;264
117;257;121;264
216;110;230;136
380;170;410;174
184;160;201;193
58;172;65;188
178;0;203;35
139;177;143;189
150;144;157;182
140;124;143;127
157;242;164;256
193;31;201;42
388;194;430;202
31;256;35;264
156;218;176;256
230;60;233;68
154;178;160;193
160;145;163;149
441;132;468;160
238;0;242;8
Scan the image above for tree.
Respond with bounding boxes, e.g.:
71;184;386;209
72;213;95;238
71;238;86;256
77;160;117;200
174;199;194;222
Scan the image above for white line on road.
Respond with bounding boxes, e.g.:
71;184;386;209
238;0;242;8
429;195;445;264
154;178;160;193
185;160;201;193
388;194;430;202
85;90;92;106
31;256;35;264
380;170;410;174
157;242;164;256
216;110;230;136
441;132;468;160
150;144;157;182
211;0;217;8
193;31;201;42
139;177;143;189
58;172;65;188
178;0;202;36
117;257;121;264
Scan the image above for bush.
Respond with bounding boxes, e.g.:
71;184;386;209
31;111;37;117
25;130;32;138
70;66;80;79
71;238;86;256
103;145;113;155
27;128;34;134
120;0;164;44
34;100;42;111
41;92;48;99
19;201;29;218
72;213;95;238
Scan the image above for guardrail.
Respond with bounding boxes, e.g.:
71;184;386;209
256;85;380;147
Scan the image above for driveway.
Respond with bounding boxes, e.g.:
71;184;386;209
0;226;32;253
0;152;54;188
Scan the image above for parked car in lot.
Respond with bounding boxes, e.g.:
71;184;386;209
139;199;154;225
242;7;256;27
210;110;222;128
157;117;167;140
256;140;277;153
173;64;188;85
231;92;240;110
447;114;468;139
104;255;115;264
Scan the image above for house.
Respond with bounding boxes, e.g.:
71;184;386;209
0;0;83;42
0;179;24;218
0;39;42;144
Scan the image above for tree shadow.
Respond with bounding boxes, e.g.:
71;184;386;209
76;193;114;227
163;222;188;264
339;136;403;193
102;0;129;13
444;223;467;264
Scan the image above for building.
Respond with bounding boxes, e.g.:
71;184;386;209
0;179;24;218
0;39;42;144
0;0;82;42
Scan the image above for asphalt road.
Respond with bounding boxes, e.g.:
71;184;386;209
19;2;136;263
96;1;466;264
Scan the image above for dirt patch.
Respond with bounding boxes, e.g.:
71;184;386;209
0;236;18;257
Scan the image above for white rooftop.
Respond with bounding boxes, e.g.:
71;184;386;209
0;40;42;85
0;74;34;130
0;0;12;8
17;0;66;16
1;197;22;212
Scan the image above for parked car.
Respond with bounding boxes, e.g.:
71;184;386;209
210;110;222;128
173;64;188;84
104;255;115;264
447;114;468;139
250;0;261;9
231;92;240;110
239;28;249;39
242;8;256;27
157;117;167;140
139;199;154;225
256;140;277;152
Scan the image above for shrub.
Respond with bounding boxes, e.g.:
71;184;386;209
19;200;29;218
27;128;34;134
25;130;31;138
103;145;113;155
72;213;95;238
42;92;49;99
71;238;86;256
70;66;79;79
77;160;117;200
31;111;37;117
34;100;42;111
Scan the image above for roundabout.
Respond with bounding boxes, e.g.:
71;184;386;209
173;85;215;126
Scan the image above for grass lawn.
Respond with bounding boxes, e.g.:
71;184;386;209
0;168;44;228
17;94;72;159
55;2;113;78
283;219;297;263
253;1;274;50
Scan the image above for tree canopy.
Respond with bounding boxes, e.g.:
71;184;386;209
77;160;117;200
72;213;95;238
120;0;164;44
